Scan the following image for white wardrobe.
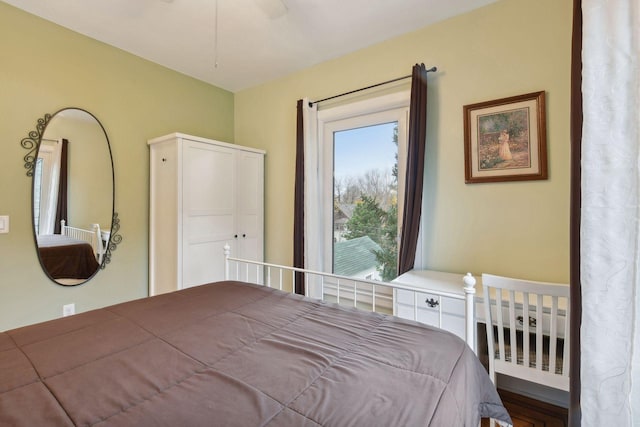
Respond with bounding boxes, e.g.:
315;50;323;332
148;133;265;296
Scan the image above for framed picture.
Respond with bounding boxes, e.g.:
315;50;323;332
463;91;547;183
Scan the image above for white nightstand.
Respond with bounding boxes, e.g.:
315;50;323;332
392;269;483;342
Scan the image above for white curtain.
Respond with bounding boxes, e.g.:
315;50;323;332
36;139;62;235
581;0;640;425
301;98;324;299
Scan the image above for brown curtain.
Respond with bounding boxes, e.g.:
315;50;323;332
53;138;69;235
398;63;428;275
294;100;305;295
569;0;582;424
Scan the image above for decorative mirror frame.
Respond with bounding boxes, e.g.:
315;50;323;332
21;108;122;284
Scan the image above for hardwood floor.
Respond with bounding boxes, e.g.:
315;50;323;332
482;389;568;427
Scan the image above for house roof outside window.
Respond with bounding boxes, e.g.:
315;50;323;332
333;236;381;277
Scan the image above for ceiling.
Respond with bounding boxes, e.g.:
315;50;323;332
3;0;498;92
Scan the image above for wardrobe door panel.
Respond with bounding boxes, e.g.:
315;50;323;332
236;150;264;263
183;141;236;286
149;142;179;296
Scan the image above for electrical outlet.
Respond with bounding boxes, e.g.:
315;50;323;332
62;303;75;317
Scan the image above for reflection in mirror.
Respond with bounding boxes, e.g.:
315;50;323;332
22;108;117;286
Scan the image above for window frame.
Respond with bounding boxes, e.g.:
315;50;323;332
317;91;410;275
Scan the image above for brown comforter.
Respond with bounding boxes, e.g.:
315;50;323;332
0;281;512;426
37;234;100;279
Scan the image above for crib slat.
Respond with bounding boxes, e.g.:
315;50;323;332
549;297;559;374
508;290;517;366
536;294;543;371
496;290;505;361
522;291;530;369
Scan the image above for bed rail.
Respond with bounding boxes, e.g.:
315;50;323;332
223;245;477;350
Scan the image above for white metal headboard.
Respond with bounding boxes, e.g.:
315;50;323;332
60;220;105;263
223;245;477;350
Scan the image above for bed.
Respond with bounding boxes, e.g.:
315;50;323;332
36;222;104;279
0;255;512;426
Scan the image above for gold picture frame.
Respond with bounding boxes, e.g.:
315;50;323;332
463;91;547;183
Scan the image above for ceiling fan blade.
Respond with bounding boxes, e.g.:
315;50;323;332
254;0;288;19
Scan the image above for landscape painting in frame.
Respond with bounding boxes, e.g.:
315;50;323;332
463;91;547;183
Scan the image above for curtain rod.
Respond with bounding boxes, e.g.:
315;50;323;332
308;66;436;107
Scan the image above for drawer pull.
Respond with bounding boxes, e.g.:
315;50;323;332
517;315;537;327
425;298;439;308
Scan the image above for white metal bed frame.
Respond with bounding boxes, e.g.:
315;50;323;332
60;220;105;263
223;245;478;350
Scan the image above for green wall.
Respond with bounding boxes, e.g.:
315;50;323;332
234;0;572;282
0;1;234;331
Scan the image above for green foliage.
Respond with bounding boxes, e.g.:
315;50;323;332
343;195;385;243
344;195;398;281
480;157;504;170
373;203;398;281
392;124;398;182
479;108;529;138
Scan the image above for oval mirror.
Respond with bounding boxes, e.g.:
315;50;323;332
27;108;115;286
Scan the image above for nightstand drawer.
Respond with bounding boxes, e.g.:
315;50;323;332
395;288;466;313
395;289;466;339
392;269;478;341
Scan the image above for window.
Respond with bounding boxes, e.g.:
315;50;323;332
332;122;399;282
319;92;409;284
